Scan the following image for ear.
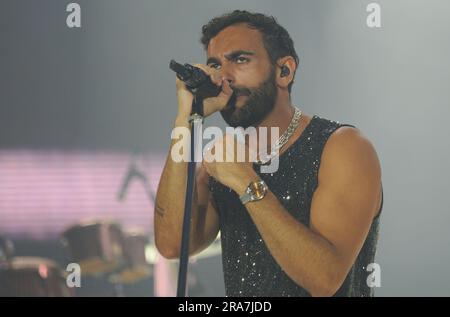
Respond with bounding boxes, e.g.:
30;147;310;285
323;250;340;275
275;56;297;90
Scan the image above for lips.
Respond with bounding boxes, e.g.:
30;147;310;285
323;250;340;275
236;91;249;97
223;90;249;112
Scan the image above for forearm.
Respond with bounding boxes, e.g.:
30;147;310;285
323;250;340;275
233;177;346;297
154;116;200;257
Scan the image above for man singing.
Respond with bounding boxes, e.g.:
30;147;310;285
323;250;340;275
154;10;383;297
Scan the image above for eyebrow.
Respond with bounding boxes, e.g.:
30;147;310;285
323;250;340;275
207;50;256;65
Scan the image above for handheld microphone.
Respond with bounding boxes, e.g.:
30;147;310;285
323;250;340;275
169;60;221;99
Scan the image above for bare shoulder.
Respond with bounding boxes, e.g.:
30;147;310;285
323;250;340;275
317;125;382;217
321;126;381;174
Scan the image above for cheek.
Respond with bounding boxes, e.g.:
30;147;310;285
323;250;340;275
234;61;271;87
234;71;261;89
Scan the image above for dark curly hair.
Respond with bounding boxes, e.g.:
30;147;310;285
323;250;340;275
201;10;299;93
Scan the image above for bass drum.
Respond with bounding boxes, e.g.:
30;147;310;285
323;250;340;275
0;257;73;297
110;230;152;284
61;220;125;276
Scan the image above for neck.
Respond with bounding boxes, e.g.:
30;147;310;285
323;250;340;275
255;97;295;151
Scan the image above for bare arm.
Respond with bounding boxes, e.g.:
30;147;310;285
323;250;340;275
154;118;219;259
247;127;381;296
154;64;233;259
218;127;382;296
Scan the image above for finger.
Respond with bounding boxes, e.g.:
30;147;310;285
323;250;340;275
211;76;223;87
212;81;233;110
221;79;233;96
176;77;193;97
175;76;189;91
193;63;222;86
193;63;215;76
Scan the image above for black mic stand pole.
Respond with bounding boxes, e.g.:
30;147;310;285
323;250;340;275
176;95;204;297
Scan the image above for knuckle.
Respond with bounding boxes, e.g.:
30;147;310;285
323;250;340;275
194;63;207;71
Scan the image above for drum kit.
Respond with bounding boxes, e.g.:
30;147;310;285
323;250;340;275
0;236;73;297
0;154;223;296
60;220;154;295
0;221;154;297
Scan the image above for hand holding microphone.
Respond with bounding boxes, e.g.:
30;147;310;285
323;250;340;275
170;60;233;120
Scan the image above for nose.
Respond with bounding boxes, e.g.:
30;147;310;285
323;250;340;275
219;63;235;86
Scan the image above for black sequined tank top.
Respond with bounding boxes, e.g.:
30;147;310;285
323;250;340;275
209;115;383;297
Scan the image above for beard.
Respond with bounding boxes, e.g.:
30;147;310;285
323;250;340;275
220;67;277;128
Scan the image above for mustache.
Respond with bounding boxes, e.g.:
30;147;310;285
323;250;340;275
221;85;251;112
229;85;252;97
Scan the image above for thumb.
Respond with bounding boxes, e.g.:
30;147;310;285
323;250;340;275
220;79;233;97
213;79;233;111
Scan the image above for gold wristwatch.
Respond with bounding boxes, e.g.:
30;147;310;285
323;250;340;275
239;180;268;205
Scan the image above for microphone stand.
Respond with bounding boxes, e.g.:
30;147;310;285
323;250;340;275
176;95;203;297
114;153;156;297
117;153;156;203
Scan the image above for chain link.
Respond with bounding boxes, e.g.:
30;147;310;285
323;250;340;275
256;106;302;165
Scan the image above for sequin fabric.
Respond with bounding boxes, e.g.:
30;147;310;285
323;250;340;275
208;115;383;297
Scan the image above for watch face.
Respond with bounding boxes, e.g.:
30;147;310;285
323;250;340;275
250;181;267;199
